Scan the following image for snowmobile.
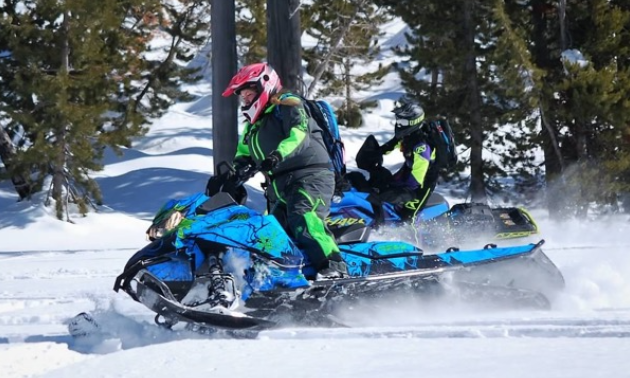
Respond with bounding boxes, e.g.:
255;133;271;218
328;135;540;249
111;163;564;332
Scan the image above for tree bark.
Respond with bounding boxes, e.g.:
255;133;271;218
531;0;566;217
212;0;239;170
462;0;487;203
52;10;71;219
267;0;303;94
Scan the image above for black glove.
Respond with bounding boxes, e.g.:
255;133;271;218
380;137;400;155
368;166;393;192
233;156;254;171
261;150;282;172
205;174;225;197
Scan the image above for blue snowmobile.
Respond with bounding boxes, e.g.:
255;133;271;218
328;135;540;250
112;162;564;331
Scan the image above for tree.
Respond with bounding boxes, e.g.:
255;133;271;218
0;0;208;220
267;0;302;93
302;0;390;127
507;0;630;215
553;1;630;215
381;0;540;203
212;0;239;168
236;0;267;65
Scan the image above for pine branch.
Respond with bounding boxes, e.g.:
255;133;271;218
306;0;369;96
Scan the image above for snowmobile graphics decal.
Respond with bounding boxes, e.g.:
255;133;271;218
326;217;367;226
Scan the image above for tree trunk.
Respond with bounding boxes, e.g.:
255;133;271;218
0;127;32;199
558;0;567;50
462;0;487;203
267;0;303;94
52;10;71;219
212;0;239;171
531;0;566;217
344;59;352;118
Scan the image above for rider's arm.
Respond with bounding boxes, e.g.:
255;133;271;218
380;137;400;155
234;123;253;160
274;96;309;159
410;142;435;188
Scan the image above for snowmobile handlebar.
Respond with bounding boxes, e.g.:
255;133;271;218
205;161;259;199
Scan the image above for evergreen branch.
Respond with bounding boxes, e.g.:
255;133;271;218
306;0;369;96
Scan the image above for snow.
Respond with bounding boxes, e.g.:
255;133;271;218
2;18;630;378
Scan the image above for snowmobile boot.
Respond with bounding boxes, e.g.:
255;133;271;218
181;274;237;309
182;255;238;310
316;259;349;280
207;272;236;308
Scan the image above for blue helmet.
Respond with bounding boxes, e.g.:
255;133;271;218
393;101;425;138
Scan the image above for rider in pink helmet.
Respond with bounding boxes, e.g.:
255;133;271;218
222;62;282;124
218;62;348;281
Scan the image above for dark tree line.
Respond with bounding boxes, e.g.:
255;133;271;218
377;0;630;215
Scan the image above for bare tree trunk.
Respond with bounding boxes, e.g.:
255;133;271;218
462;0;487;203
212;0;238;170
531;0;566;217
52;10;70;219
267;0;303;94
558;0;567;50
0;127;32;199
344;59;352;117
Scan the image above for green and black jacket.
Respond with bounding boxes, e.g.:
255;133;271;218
234;93;332;179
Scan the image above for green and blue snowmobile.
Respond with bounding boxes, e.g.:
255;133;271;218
107;163;564;332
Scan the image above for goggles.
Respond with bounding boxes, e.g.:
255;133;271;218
395;116;424;127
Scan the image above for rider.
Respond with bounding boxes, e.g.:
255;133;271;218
222;62;348;281
352;101;440;221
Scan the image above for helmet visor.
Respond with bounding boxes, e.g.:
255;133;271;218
395;116;424;127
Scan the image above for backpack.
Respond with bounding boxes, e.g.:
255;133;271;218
424;117;457;170
300;98;348;196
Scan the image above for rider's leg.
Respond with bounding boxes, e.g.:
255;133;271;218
284;170;348;279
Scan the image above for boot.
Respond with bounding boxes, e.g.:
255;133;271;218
181;255;237;310
316;258;349;280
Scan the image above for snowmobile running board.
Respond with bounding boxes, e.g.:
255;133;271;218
131;270;277;330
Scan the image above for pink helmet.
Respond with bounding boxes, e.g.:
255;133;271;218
222;63;282;124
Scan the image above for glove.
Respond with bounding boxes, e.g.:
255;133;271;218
205;174;224;196
380;137;400;155
233;156;254;171
205;166;238;196
261;150;282;172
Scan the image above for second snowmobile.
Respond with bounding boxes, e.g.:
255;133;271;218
328;135;540;249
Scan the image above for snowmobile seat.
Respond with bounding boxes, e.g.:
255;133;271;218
331;223;371;244
425;192;448;208
197;192;238;214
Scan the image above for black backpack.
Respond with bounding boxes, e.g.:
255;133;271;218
424;118;457;170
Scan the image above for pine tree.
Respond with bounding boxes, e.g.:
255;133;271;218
302;0;390;127
504;0;630;215
380;0;541;203
236;0;267;64
552;1;630;215
0;0;35;198
0;0;208;220
489;0;546;200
